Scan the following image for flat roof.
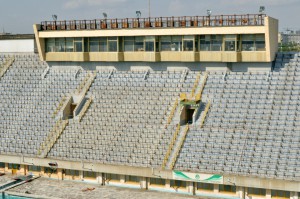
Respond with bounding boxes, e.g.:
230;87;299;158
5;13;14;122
39;14;267;31
0;34;34;40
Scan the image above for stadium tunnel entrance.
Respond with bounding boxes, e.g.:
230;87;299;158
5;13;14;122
180;105;197;125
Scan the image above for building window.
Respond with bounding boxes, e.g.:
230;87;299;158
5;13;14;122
89;37;100;52
124;37;134;51
125;175;140;183
242;34;265;51
196;182;214;191
183;35;194;51
28;166;41;172
65;169;79;176
271;190;290;198
66;38;74;52
55;38;65;52
219;185;236;193
145;36;155;52
170;180;186;188
248;187;266;196
134;36;144;51
255;34;266;51
83;171;96;179
0;162;5;168
108;37;118;52
224;35;236;51
242;34;255;51
8;164;20;170
106;173;120;182
44;167;57;174
150;178;165;186
46;38;55;52
100;37;108;52
74;38;83;52
161;36;182;51
200;35;222;51
200;35;211;51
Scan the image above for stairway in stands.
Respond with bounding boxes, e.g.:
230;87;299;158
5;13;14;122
165;124;189;169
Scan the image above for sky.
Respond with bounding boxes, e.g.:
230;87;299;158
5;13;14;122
0;0;299;34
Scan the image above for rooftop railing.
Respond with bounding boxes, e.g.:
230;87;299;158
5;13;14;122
39;14;266;31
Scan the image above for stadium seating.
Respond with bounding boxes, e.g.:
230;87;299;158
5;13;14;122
176;52;300;181
0;52;299;182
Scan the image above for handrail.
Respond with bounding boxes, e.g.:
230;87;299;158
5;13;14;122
162;124;180;169
37;119;69;157
39;14;266;31
0;56;15;78
200;100;211;128
77;98;93;122
195;71;208;101
170;124;189;169
165;99;179;128
52;96;68;118
190;72;201;97
75;72;97;95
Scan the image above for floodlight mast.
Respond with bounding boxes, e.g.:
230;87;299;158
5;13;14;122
207;10;212;26
136;11;141;19
52;15;57;21
103;12;108;23
207;9;212;17
259;6;265;14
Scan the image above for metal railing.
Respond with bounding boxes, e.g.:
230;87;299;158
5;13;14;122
39;14;266;31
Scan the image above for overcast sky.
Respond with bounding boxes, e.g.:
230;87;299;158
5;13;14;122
0;0;299;34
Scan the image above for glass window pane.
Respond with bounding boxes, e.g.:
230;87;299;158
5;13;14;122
145;36;155;41
108;41;117;52
100;37;107;51
66;38;74;52
183;40;193;51
161;36;171;51
200;40;211;51
46;38;55;52
75;42;82;52
225;41;235;51
55;38;65;52
134;37;144;51
145;41;154;51
124;40;134;51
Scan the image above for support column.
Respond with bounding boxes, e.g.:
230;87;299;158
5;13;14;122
96;172;104;185
290;192;299;199
140;177;148;189
187;181;195;195
57;168;63;180
236;186;245;199
165;179;171;189
20;165;27;175
266;189;271;199
214;184;219;193
40;167;45;177
4;163;8;173
79;170;83;181
120;175;125;183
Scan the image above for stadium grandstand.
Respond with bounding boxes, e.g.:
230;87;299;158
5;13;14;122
0;13;299;199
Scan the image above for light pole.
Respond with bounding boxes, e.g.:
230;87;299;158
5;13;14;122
148;0;151;18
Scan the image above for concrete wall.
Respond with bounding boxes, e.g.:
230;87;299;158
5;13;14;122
0;39;34;53
0;154;299;194
47;61;271;72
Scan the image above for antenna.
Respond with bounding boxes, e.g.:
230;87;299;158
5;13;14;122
52;15;57;21
136;11;141;18
259;6;265;14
